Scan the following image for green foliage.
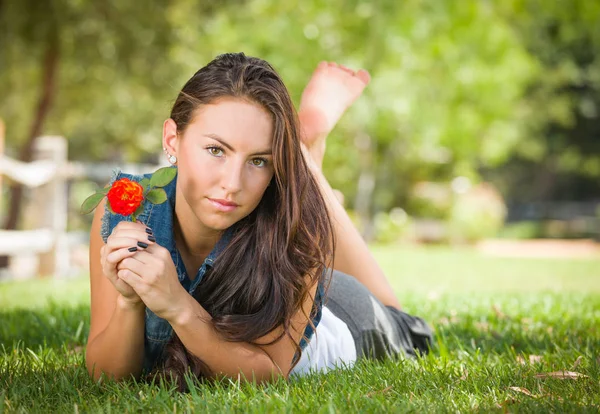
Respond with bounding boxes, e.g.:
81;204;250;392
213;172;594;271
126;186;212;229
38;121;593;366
79;192;105;215
373;208;413;244
498;221;545;239
2;0;599;236
149;167;177;188
145;188;167;205
448;184;507;243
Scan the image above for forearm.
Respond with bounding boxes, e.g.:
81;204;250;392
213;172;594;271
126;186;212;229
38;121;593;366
308;162;401;309
170;294;281;384
85;297;146;381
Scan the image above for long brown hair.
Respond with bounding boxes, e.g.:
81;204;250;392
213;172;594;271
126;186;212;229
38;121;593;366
149;53;334;390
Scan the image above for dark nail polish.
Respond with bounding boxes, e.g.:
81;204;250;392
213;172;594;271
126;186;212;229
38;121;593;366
148;235;156;242
128;247;138;252
145;228;153;235
137;241;149;249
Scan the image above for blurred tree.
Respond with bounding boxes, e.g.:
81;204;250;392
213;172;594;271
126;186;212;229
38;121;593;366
0;0;239;268
1;0;599;246
487;0;600;203
176;0;537;238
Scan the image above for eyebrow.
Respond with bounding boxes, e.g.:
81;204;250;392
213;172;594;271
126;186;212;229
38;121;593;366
203;133;272;156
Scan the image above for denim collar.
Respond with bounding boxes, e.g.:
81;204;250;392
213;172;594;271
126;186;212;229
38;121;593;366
138;166;235;292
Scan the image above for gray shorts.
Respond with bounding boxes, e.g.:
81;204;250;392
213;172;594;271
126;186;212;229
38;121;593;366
323;270;433;360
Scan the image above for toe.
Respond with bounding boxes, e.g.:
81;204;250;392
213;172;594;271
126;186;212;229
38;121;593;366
317;61;328;70
355;69;371;85
339;64;356;76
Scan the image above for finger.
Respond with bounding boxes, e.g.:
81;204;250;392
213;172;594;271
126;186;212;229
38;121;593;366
110;228;155;243
107;233;155;252
112;222;154;241
115;220;152;232
118;249;154;270
117;268;144;292
105;245;146;268
117;256;147;278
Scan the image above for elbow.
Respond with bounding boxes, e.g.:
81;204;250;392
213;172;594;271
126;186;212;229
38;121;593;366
85;352;139;383
84;355;110;382
241;357;289;385
214;356;287;385
84;354;105;382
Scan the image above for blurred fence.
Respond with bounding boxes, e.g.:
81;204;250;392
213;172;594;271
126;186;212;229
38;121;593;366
0;133;165;280
507;201;600;239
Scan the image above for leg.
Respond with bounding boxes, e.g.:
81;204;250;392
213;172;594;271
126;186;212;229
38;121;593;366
298;61;371;170
297;62;400;308
324;270;433;359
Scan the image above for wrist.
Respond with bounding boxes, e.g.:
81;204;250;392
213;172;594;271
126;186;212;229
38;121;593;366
168;294;204;328
117;295;145;312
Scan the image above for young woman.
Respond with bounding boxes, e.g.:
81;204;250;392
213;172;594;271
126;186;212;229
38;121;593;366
85;53;432;389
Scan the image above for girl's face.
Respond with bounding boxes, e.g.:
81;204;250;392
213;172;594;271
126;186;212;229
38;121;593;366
165;97;275;233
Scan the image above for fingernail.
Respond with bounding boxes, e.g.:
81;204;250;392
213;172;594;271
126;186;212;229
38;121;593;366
145;228;153;235
137;241;149;249
128;247;138;252
148;235;156;242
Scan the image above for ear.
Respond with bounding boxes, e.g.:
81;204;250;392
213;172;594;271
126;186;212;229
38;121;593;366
163;118;179;156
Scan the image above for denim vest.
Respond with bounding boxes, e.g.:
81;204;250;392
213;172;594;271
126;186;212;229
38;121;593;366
100;166;323;373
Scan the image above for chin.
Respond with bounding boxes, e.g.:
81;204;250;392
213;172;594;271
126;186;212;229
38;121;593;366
203;214;241;231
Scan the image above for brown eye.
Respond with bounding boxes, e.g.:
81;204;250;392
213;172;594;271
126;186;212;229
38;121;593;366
207;147;224;157
251;158;267;167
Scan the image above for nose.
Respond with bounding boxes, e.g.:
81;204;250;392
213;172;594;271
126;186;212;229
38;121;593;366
221;159;243;194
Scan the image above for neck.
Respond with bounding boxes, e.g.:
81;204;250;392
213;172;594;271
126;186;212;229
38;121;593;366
173;197;222;259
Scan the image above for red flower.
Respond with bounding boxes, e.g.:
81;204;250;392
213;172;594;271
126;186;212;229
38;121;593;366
106;178;144;216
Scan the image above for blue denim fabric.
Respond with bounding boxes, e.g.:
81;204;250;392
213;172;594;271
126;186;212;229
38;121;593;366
100;165;323;373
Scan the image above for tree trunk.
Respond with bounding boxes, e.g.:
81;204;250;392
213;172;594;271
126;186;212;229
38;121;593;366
0;32;59;270
354;133;377;241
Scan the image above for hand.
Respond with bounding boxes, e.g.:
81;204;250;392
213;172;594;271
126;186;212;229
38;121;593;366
101;221;156;305
113;227;189;322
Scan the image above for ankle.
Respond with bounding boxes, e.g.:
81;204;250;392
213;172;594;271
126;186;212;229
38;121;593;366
298;108;330;145
309;143;325;171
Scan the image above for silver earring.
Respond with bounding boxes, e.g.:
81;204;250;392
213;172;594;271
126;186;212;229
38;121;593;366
163;147;177;164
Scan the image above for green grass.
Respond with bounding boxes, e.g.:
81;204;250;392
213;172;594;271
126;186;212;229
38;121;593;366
1;246;599;412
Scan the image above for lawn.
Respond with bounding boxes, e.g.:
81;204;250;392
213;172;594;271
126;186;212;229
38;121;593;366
1;246;599;412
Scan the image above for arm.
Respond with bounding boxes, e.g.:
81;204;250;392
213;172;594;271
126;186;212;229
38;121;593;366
119;266;320;384
303;149;401;309
85;197;146;381
169;295;280;383
168;277;319;383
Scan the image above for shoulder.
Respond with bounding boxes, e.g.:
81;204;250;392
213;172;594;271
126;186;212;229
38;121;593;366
109;169;152;183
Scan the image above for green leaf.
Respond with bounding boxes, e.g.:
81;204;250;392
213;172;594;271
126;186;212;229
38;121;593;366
80;192;106;215
98;187;110;195
139;178;151;191
106;201;115;214
149;167;177;188
146;188;168;204
133;202;145;218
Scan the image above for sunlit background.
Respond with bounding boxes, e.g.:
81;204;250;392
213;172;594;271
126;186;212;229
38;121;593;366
1;0;600;279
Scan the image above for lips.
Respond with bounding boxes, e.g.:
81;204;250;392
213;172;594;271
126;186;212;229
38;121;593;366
207;198;239;212
209;198;239;207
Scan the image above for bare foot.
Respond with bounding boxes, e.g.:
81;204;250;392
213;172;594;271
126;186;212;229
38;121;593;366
298;62;371;168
